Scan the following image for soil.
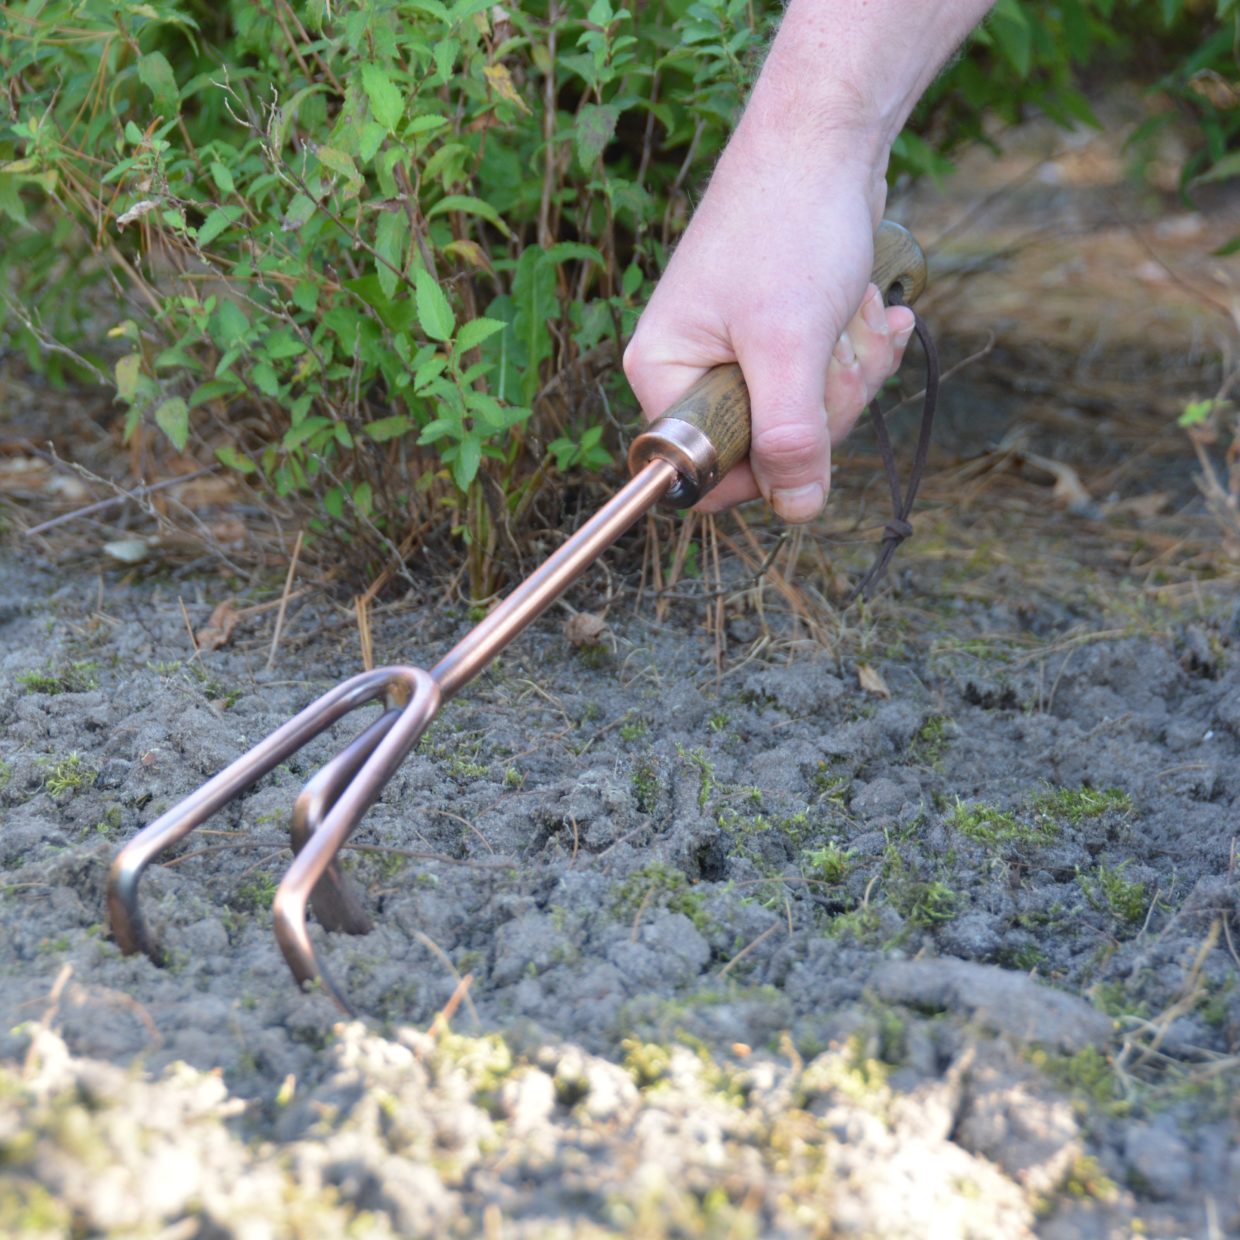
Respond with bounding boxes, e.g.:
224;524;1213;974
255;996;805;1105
2;106;1240;1239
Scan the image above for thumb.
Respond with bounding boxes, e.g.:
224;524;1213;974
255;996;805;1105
735;324;838;524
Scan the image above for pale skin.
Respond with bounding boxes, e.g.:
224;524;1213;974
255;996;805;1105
624;0;995;522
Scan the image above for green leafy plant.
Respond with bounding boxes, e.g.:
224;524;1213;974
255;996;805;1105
17;661;100;695
42;753;97;799
2;0;1233;597
801;843;851;885
1080;862;1150;926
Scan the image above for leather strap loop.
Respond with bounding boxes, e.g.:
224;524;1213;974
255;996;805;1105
846;286;940;602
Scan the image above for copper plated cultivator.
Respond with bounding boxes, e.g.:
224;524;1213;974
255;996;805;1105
108;223;930;1014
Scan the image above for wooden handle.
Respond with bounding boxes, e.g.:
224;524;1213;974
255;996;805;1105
628;220;927;505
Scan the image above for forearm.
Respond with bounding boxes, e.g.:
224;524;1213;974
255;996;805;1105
733;1;995;185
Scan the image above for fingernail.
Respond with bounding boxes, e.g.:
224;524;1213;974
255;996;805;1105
833;331;857;367
862;287;887;332
770;481;825;523
894;320;915;350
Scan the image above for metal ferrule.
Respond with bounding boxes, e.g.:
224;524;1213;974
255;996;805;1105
627;417;719;509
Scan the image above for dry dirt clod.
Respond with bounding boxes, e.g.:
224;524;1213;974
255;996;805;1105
563;611;610;649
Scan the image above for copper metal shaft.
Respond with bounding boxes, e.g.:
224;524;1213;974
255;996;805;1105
429;459;676;698
108;458;679;1012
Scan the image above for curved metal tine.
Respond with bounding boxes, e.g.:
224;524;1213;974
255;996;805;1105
273;667;441;1014
108;668;418;963
290;708;403;935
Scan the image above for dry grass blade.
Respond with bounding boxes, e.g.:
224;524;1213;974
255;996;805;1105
355;594;375;672
426;969;477;1038
267;529;304;671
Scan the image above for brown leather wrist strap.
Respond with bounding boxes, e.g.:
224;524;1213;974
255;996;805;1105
846;287;940;602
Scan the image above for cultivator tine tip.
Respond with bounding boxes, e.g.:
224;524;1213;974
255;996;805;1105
107;667;440;1012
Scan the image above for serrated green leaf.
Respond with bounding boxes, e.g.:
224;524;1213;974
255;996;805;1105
364;415;414;442
250;361;281;396
189;377;243;408
154;397;189;451
316;145;361;184
361;63;404;132
433;37;459;80
542;242;606;268
359;121;387;164
209;300;250;350
453;434;482;491
427;194;511;237
417;417;455;445
261;329;305;360
414;355;448;391
415;268;455;341
0;173;28;226
114;354;142;404
575;103;620;169
196;205;243;248
282;193;318;231
284;417;331;450
291;281;318;313
375;209;409;299
209;161;235;194
138;51;179;118
422;143;469;185
454;317;506;355
215;443;256;474
465;389;509;429
407;115;449;136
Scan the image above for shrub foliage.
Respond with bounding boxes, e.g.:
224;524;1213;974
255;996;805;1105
0;0;1235;594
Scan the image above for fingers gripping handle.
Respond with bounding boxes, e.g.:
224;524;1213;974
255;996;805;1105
627;220;927;508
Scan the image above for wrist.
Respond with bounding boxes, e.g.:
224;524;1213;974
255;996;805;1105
735;0;994;184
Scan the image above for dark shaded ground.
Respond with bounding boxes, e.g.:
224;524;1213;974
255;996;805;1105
2;106;1240;1238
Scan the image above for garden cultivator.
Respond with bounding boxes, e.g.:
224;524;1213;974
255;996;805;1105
108;223;931;1015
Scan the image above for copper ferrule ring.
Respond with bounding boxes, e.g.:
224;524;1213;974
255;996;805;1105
626;417;719;509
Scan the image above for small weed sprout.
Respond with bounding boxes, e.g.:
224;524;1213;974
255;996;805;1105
91;805;124;837
675;744;715;810
812;765;851;806
910;714;952;765
903;880;960;927
613;862;710;933
231;872;279;914
622;1038;671;1089
802;843;851;885
631;757;660;814
1063;1154;1121;1203
43;753;97;799
18;661;99;695
1080;863;1150;926
1033;786;1132;825
947;798;1056;849
618;718;648;742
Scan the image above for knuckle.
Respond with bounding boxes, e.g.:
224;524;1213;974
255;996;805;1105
751;419;826;472
621;335;645;382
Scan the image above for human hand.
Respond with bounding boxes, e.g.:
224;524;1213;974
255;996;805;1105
623;135;915;524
